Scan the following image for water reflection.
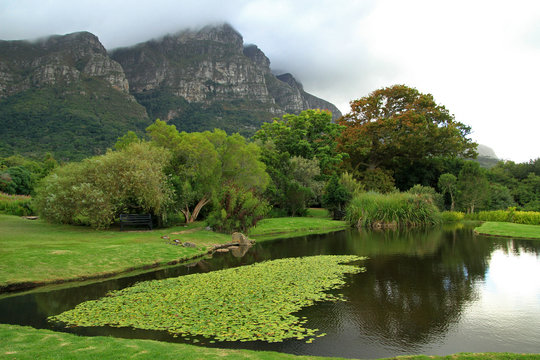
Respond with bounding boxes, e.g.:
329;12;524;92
1;224;539;358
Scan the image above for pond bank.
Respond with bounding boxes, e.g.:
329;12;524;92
0;214;348;293
474;221;540;240
1;324;537;360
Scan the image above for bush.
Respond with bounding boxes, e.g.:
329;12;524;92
33;142;171;229
407;184;444;211
441;211;465;222
464;209;540;225
345;191;441;228
0;192;34;216
207;184;270;233
322;175;351;220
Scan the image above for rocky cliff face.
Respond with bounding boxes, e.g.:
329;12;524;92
0;32;148;160
0;25;342;158
111;24;341;131
112;25;275;105
0;31;131;97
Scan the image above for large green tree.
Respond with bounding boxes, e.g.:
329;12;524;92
457;161;490;213
146;120;269;223
438;173;457;211
253;109;344;215
34;142;171;229
338;85;477;189
253;109;345;175
146;120;221;223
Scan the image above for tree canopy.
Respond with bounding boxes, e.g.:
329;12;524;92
146;120;269;223
253;109;345;175
338;85;477;182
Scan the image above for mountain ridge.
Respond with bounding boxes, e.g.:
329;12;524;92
0;24;342;159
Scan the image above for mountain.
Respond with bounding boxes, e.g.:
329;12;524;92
110;24;341;136
0;25;342;160
475;144;500;168
0;32;149;160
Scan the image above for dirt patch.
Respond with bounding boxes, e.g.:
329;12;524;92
51;250;72;255
170;227;203;235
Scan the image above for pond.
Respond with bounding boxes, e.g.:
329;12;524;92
1;222;539;359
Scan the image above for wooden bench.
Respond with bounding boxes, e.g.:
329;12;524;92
119;214;153;231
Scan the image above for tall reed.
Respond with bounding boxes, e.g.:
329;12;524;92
345;191;441;228
0;192;34;216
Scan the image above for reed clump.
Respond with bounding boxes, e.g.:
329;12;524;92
345;191;441;229
0;192;34;216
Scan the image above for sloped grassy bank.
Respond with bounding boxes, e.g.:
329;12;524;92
1;324;538;360
474;222;540;239
0;214;348;292
50;256;365;343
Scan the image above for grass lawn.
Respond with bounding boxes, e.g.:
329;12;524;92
0;214;231;289
249;217;347;240
1;324;538;360
0;214;348;289
474;221;540;239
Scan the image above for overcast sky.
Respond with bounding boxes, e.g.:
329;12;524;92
1;0;539;163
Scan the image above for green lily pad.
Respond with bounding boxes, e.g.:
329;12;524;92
49;255;365;343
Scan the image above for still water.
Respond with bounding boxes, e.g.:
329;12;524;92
1;223;539;359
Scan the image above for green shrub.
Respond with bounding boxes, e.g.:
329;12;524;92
345;191;441;228
441;211;465;222
464;209;540;225
407;184;444;210
206;183;270;233
0;192;34;216
513;211;540;225
33;142;171;229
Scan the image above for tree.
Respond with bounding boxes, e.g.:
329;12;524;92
206;183;270;233
115;131;140;150
359;168;396;193
0;166;33;195
339;172;364;197
253;109;345;175
322;175;351;220
204;129;269;193
457;161;489;213
515;173;540;211
338;85;477;187
34;142;171;229
147;120;220;223
438;173;457;211
488;183;515;210
146;120;269;223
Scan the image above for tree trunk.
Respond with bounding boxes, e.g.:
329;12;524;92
181;196;210;223
191;196;210;222
181;206;192;224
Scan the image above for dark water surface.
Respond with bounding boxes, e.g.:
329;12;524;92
1;223;540;359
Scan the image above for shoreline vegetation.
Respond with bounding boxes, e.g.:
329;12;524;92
0;213;347;292
1;324;538;360
1;213;539;359
474;221;540;240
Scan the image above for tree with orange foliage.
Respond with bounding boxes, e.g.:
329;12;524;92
338;85;477;189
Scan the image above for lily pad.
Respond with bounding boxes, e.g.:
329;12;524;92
49;255;365;343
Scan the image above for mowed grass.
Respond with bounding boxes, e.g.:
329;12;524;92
1;324;538;360
0;324;344;360
0;214;349;289
0;214;231;288
475;221;540;239
249;217;347;239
